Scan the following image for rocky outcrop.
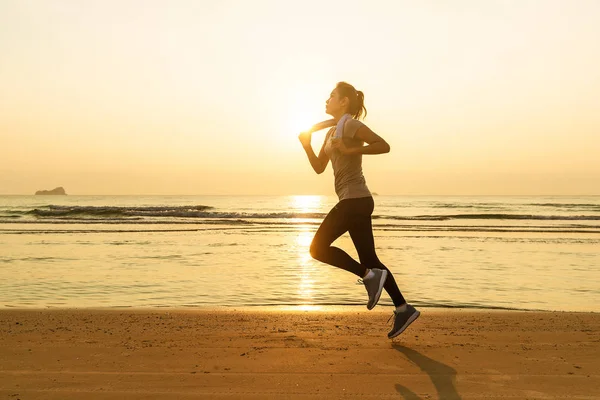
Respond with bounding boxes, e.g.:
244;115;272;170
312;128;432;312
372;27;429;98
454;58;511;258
35;187;67;195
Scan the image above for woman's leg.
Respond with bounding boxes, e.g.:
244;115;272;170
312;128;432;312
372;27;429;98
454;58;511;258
348;198;407;307
309;200;368;277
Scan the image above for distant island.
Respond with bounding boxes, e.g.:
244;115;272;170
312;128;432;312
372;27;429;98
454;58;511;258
35;187;67;195
372;192;379;196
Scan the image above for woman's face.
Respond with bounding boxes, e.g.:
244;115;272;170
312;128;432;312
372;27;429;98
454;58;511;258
325;89;346;116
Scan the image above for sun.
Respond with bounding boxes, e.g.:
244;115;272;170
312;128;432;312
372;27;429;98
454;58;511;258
281;83;328;135
287;112;315;134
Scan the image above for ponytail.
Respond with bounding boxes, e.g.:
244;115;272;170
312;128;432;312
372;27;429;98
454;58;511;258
354;90;367;120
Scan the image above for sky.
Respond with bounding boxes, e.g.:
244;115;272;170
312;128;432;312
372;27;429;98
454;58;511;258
1;0;599;195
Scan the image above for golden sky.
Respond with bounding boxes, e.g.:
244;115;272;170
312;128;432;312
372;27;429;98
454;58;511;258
1;0;599;195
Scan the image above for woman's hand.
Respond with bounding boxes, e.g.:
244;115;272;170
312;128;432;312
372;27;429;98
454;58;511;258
298;131;312;149
330;138;351;155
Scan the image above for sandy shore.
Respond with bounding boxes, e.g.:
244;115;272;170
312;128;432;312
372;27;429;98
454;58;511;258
0;308;598;399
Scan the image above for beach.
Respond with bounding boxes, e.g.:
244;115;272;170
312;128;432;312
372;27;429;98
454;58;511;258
1;308;598;399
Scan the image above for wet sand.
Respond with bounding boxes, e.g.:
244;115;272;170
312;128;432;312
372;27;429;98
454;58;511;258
0;308;598;399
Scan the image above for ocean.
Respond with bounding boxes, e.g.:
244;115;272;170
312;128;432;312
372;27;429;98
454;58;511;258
1;195;598;312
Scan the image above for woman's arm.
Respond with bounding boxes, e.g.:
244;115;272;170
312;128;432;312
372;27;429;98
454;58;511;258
310;119;336;132
297;119;335;174
298;131;330;174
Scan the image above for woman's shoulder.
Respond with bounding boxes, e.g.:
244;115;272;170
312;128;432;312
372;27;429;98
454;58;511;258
347;118;366;128
344;118;367;138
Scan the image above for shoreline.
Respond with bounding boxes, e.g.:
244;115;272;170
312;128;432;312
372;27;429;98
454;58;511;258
1;304;597;313
1;308;598;399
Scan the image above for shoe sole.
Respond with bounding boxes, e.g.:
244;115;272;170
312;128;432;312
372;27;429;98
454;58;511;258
388;309;420;339
367;269;388;310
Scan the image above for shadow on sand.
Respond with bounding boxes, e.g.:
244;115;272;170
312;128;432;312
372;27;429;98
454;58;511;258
393;344;462;400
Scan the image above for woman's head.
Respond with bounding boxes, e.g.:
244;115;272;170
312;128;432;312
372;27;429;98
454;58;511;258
325;82;367;120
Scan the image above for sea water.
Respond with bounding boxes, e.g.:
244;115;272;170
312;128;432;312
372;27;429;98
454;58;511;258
1;195;598;311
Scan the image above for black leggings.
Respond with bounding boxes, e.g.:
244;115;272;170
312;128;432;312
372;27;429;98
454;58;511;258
309;196;406;307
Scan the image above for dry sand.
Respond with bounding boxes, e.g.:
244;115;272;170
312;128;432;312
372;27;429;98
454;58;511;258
0;308;598;399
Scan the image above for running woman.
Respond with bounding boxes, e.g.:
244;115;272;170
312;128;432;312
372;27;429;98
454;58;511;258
298;82;419;339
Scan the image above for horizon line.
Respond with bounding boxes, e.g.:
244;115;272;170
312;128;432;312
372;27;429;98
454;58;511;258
1;193;599;197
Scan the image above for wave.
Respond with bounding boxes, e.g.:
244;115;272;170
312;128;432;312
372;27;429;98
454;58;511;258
12;205;324;220
426;203;508;209
27;205;215;218
2;223;599;236
527;203;600;211
387;201;600;212
385;214;600;221
3;205;600;222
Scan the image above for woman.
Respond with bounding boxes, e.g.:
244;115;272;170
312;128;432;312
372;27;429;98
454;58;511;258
298;82;419;339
